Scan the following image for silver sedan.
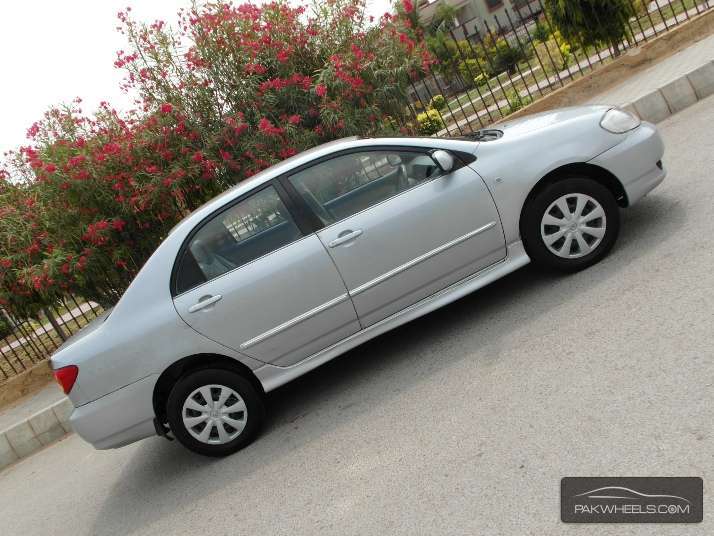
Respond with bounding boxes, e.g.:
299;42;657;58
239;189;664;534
51;105;665;456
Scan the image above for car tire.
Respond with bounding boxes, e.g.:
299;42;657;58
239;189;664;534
520;177;620;272
166;368;265;457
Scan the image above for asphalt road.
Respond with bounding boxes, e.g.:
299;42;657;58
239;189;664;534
2;96;713;536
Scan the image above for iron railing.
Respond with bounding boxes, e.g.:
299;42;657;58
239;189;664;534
407;0;713;136
0;297;103;383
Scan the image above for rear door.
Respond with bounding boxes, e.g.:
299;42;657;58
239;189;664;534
172;184;360;367
285;147;506;328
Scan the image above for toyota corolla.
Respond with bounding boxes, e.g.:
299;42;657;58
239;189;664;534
51;106;665;456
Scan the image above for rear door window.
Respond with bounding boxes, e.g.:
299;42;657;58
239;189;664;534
174;185;302;294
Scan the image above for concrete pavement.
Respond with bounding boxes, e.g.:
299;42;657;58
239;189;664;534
0;95;712;535
589;32;714;105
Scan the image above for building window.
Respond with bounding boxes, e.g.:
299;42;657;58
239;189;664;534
484;0;504;11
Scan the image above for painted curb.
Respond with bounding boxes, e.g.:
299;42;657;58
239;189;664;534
0;398;72;471
627;61;714;123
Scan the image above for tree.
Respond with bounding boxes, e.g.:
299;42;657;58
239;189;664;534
0;0;429;314
544;0;635;56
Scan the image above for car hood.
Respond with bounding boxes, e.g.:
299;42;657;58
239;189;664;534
496;105;611;138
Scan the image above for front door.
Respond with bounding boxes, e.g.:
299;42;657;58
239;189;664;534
173;185;360;367
285;148;507;327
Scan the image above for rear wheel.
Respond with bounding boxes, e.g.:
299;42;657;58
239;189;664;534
166;368;264;457
521;177;620;272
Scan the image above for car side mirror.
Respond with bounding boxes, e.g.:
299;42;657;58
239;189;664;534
431;150;455;173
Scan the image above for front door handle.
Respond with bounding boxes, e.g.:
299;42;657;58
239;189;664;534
188;294;223;313
328;229;363;248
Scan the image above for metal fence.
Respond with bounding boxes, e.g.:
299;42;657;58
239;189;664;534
0;297;103;383
407;0;713;136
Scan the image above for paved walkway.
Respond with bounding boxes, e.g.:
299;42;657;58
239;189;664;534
589;32;714;105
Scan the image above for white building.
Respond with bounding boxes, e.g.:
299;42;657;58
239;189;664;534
417;0;541;38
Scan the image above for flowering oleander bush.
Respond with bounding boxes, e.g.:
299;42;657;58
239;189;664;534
0;0;429;315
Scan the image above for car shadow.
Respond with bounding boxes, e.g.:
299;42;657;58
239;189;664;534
89;192;685;535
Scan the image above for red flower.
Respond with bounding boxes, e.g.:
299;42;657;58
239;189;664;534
160;103;173;114
0;259;11;268
191;151;204;163
32;276;43;291
68;155;86;168
258;118;284;136
287;114;301;125
315;84;327;97
403;0;414;13
219;150;232;161
112;219;126;232
244;63;267;75
44;163;57;173
102;142;121;155
279;147;298;159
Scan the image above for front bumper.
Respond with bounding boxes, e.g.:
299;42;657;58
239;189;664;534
589;121;666;206
70;374;158;449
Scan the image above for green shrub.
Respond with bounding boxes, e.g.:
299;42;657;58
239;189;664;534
473;73;488;88
426;35;478;76
458;57;490;85
0;317;10;339
544;0;635;56
532;19;551;43
504;90;533;115
417;109;445;135
491;38;530;76
559;41;573;69
429;94;446;111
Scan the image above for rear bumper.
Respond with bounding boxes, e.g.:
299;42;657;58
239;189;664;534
70;374;158;450
589;122;666;206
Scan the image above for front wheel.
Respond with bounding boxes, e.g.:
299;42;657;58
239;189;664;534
521;178;620;272
166;368;265;457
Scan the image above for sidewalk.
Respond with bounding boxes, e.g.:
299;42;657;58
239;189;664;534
588;32;714;105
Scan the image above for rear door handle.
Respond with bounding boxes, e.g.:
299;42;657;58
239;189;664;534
328;229;363;248
188;294;223;313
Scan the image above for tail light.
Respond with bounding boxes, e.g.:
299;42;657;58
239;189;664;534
53;365;79;395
